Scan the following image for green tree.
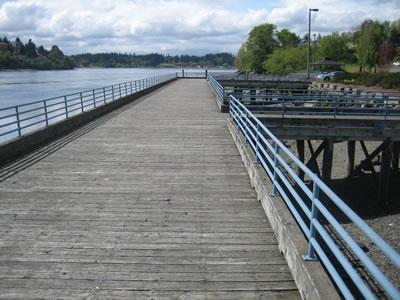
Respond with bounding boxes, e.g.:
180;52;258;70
354;20;385;71
235;43;251;72
276;29;300;48
316;32;355;63
245;23;278;73
25;39;37;58
48;45;65;62
37;46;48;57
13;37;25;56
264;47;307;74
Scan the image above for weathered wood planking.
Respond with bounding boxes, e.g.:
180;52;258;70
0;79;300;299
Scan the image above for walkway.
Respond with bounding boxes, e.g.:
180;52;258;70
0;79;299;299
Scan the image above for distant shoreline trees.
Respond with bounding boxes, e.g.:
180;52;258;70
236;18;400;75
0;37;236;70
0;37;74;70
71;52;235;69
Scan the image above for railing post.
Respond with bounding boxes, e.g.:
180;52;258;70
15;106;21;137
135;81;137;92
43;100;48;126
244;111;249;144
334;96;337;119
112;86;115;101
93;90;96;108
130;82;133;94
281;97;285;118
255;122;260;164
304;182;320;261
118;83;122;98
271;144;280;196
384;96;388;120
125;83;128;96
80;92;84;112
64;96;69;118
103;87;106;103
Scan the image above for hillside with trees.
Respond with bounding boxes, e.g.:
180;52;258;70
236;19;400;75
0;37;74;70
0;37;235;70
71;52;235;68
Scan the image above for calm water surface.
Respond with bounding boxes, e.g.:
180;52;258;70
0;68;211;108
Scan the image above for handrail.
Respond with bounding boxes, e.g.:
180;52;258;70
0;73;177;143
207;73;225;103
229;94;400;299
233;93;400;119
177;70;207;78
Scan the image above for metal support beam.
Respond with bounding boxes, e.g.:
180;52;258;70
392;141;399;171
306;140;324;178
347;141;356;178
379;143;391;202
296;140;305;180
322;139;334;183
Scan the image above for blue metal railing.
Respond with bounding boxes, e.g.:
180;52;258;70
177;70;207;78
0;73;177;144
207;73;225;103
229;95;400;299
233;93;400;120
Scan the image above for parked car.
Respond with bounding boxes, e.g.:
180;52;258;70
316;71;345;81
393;61;400;66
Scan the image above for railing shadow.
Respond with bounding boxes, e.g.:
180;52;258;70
0;96;147;183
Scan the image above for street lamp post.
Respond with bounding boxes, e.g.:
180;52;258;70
307;8;319;79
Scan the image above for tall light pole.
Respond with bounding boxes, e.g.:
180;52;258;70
307;8;319;79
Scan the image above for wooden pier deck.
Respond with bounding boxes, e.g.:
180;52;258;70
0;79;300;299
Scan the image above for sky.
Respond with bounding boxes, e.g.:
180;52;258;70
0;0;399;55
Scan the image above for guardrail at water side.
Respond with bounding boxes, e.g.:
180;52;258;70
0;73;177;144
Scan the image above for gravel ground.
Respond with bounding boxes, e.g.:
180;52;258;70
285;139;400;290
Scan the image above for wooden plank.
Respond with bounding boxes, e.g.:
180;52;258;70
0;79;299;298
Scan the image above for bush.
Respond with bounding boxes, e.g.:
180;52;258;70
337;72;400;89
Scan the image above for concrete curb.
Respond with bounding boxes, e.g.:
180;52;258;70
227;117;340;300
0;78;177;166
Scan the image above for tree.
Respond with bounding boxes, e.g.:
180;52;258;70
354;20;385;71
316;32;355;63
277;29;300;48
14;37;25;56
25;39;37;58
235;43;252;72
37;46;48;57
264;47;308;74
244;23;278;73
390;19;400;48
48;45;65;62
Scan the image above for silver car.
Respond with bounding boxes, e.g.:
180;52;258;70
316;71;344;81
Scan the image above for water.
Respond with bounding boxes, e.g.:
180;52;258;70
0;68;191;108
0;68;232;143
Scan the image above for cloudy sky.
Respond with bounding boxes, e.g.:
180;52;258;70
0;0;399;55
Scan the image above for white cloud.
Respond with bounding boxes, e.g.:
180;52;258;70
0;0;399;54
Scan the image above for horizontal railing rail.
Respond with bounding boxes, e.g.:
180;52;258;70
229;94;400;299
0;73;177;144
207;73;225;103
176;70;207;78
232;92;400;119
211;72;315;82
